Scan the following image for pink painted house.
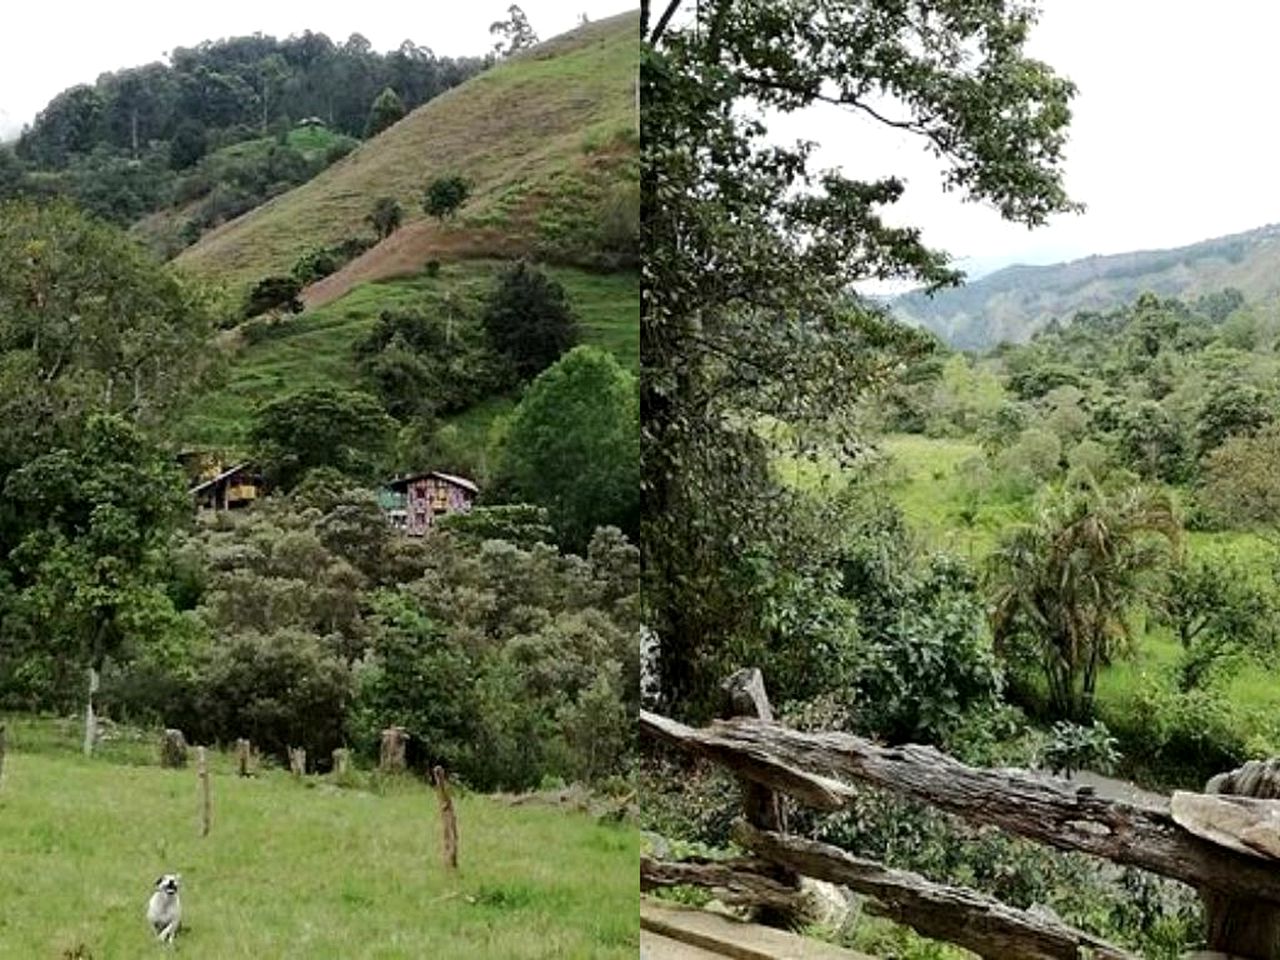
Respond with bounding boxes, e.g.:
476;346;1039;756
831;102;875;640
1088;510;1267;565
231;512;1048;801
382;471;479;536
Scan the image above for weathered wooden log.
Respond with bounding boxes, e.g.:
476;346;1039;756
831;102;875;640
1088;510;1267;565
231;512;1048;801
641;855;807;914
235;738;251;777
736;822;1135;960
160;729;188;769
380;726;409;773
1197;761;1280;958
433;765;458;870
639;710;1280;906
289;747;306;778
332;748;350;777
196;746;211;837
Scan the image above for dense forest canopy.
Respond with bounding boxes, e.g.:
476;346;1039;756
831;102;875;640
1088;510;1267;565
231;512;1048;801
16;32;487;167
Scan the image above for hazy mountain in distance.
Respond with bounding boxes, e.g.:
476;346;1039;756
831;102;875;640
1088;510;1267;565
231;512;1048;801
891;224;1280;350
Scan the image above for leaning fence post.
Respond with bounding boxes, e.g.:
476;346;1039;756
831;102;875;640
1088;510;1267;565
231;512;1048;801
433;765;459;871
197;746;211;837
720;669;801;925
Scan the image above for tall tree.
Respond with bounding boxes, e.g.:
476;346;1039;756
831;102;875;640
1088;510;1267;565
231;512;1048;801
364;86;406;139
482;260;579;381
5;415;188;754
641;0;1079;707
494;346;640;550
490;5;539;57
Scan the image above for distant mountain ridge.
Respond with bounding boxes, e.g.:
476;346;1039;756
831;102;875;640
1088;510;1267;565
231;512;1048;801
891;224;1280;350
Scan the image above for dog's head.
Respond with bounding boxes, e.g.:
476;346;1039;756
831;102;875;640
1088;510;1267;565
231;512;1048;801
154;874;181;896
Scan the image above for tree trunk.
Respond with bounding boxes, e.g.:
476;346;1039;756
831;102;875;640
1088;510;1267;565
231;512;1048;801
82;665;100;757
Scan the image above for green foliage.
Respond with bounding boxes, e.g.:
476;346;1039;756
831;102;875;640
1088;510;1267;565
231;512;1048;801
1038;720;1119;778
354;305;507;420
243;275;303;318
1199;422;1280;527
643;0;1076;708
494;346;639;550
4;415;188;679
364;87;407;139
423;174;471;220
366;195;403;239
482;260;581;381
250;386;394;490
437;503;557;548
988;481;1180;721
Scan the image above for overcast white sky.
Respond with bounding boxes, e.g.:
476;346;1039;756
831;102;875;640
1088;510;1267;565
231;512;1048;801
0;1;631;140
763;1;1280;279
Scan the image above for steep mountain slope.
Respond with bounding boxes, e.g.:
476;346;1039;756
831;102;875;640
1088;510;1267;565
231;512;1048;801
892;224;1280;350
176;12;639;297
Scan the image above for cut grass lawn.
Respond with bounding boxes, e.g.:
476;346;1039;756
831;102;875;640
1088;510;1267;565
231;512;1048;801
0;718;637;959
176;260;638;450
176;12;639;292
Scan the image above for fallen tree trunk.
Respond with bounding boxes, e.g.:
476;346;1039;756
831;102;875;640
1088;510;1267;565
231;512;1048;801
641;855;806;914
736;822;1136;960
640;710;1280;906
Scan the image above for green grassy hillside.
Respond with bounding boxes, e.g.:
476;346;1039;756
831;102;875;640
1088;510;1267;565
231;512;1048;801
176;12;639;294
178;261;638;449
0;720;637;959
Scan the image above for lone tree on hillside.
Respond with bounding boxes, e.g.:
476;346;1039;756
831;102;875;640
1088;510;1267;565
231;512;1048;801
367;197;403;239
490;5;539;57
482;260;579;381
423;175;470;221
364;86;406;139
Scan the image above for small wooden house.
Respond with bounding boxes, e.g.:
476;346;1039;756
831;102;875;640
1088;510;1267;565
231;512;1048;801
383;471;479;535
189;462;263;511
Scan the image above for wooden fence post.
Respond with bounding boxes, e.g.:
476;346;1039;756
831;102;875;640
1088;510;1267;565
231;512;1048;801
433;765;458;871
197;746;211;837
0;722;6;788
380;727;409;773
1195;760;1280;958
719;669;799;926
332;748;350;777
289;747;306;779
236;738;251;777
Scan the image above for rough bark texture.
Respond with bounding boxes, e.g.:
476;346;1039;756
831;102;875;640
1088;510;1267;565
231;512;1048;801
197;746;211;837
1200;762;1280;958
236;738;251;777
639;710;1280;906
641;855;806;914
160;729;189;769
380;727;409;773
737;822;1135;960
433;765;458;871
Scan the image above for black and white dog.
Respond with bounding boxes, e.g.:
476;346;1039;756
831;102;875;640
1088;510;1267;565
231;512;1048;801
147;874;182;943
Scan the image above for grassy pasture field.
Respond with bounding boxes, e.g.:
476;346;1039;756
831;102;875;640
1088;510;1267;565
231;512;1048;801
0;719;637;959
177;260;638;450
868;433;1280;764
